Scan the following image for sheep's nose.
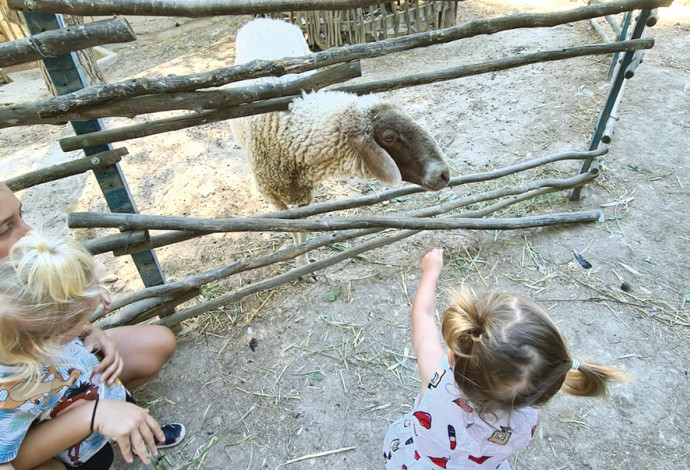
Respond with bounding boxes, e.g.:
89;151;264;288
441;168;450;185
423;167;450;191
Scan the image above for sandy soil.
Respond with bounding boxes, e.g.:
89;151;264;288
1;1;689;469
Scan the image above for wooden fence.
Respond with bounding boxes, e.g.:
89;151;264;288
0;0;670;328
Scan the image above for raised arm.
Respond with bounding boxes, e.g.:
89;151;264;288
411;249;446;398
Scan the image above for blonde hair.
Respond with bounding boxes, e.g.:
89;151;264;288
0;231;103;385
441;286;628;415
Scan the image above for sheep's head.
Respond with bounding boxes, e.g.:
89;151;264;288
369;103;450;191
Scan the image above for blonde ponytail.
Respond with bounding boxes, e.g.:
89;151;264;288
14;232;97;302
562;361;630;398
442;286;487;358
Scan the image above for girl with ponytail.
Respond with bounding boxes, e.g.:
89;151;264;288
382;249;628;469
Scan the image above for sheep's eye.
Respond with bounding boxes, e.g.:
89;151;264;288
382;130;396;144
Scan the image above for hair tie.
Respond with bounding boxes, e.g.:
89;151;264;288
571;360;580;371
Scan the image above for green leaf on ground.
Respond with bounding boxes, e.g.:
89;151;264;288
325;286;340;302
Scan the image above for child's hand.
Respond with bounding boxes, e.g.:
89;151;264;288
421;249;444;278
83;326;124;385
93;400;165;465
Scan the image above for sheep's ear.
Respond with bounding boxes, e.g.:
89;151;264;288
352;137;402;186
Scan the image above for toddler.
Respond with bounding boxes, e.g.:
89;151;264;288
382;248;627;469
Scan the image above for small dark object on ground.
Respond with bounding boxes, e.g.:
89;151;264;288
620;281;632;292
573;249;592;269
249;337;258;351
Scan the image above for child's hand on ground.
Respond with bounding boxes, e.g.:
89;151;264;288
421;249;444;278
93;400;165;466
83;326;124;385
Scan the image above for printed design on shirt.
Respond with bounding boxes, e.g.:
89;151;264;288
468;455;491;464
429;456;449;468
453;397;474;413
51;371;101;465
404;419;411;427
531;425;537;437
413;411;432;429
50;371;99;418
0;366;81;410
405;437;413;446
414;450;421;460
448;425;456;450
390;439;400;452
487;427;512;445
427;368;445;389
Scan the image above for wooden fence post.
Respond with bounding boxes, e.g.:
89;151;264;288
20;12;171;298
570;8;654;200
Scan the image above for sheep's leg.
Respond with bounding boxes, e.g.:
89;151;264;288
265;197;316;279
292;231;310;267
291;230;317;282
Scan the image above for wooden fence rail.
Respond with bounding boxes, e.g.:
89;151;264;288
0;17;135;67
96;170;600;327
0;38;653;130
8;0;389;16
77;148;606;256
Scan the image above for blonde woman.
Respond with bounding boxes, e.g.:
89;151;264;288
382;249;628;469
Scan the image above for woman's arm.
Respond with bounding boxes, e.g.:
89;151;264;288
411;249;446;398
10;404;93;470
11;400;164;469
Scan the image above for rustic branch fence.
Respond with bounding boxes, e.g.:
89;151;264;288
0;17;136;68
0;0;670;328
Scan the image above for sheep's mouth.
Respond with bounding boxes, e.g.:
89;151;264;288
419;169;451;191
421;180;449;191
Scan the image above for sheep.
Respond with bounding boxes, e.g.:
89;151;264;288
230;18;450;267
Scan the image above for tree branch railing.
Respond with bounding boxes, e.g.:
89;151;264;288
99;168;600;315
96;175;601;327
0;0;669;126
81;148;607;256
152;205;601;328
0;60;361;127
0;17;136;68
2;148;128;191
1;38;653;131
54;38;653;152
8;0;389;16
79;146;605;326
70;209;603;236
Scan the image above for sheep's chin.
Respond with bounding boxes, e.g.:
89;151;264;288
420;180;449;191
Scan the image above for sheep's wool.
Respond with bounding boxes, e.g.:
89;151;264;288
232;89;384;207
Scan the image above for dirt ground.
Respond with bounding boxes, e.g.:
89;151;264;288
1;1;689;469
